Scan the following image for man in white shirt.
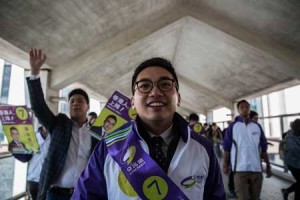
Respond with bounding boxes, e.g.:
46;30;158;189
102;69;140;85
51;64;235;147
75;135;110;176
223;99;272;200
26;49;99;200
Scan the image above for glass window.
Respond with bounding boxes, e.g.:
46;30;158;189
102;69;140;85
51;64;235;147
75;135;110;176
0;156;28;199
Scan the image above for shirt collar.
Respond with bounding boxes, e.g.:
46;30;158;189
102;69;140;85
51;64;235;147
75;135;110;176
71;119;89;128
148;124;173;146
134;112;189;143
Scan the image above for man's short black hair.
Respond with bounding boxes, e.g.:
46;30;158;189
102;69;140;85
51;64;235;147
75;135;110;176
105;114;117;122
68;88;89;104
250;110;258;119
237;99;250;109
131;57;179;95
88;112;97;118
189;113;199;122
10;126;18;133
292;119;300;136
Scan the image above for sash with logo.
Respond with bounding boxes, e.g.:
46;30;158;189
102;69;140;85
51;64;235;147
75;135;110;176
105;122;189;200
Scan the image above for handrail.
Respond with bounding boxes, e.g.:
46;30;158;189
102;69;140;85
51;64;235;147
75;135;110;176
0;152;28;200
267;138;281;142
259;113;300;119
213;112;300;124
0;152;12;159
6;192;29;200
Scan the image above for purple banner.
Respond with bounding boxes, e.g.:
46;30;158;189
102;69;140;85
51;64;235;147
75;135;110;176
0;106;32;125
105;91;135;121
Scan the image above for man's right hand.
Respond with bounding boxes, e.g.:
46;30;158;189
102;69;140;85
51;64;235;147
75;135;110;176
223;164;230;175
29;48;47;75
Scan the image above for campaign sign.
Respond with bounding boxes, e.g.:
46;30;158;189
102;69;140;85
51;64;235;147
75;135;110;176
0;105;39;154
89;91;137;140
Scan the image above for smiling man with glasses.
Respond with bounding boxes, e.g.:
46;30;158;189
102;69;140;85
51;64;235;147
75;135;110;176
72;57;226;200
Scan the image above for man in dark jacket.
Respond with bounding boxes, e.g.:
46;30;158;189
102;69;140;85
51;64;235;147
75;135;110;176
27;48;98;200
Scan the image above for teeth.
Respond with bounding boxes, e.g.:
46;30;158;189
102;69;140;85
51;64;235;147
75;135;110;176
149;102;164;107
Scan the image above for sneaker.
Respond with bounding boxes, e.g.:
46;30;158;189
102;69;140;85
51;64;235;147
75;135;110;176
228;189;236;198
281;188;288;200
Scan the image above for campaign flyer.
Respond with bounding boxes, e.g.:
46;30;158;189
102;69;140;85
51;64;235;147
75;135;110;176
89;91;136;140
0;105;39;154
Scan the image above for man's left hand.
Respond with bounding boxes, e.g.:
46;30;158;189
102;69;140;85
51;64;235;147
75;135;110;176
266;166;272;178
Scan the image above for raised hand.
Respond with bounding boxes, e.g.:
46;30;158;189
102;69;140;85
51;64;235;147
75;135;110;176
29;48;47;75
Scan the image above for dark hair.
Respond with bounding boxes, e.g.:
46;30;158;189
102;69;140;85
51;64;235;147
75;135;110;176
237;99;250;109
37;126;44;132
250;110;258;119
189;113;199;122
105;114;117;122
10;126;18;133
292;119;300;136
131;57;179;95
88;112;97;118
68;88;89;104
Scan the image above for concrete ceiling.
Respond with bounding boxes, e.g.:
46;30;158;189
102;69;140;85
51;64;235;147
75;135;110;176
0;0;300;115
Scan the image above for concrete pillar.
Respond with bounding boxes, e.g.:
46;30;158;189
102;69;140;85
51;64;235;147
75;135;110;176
0;62;12;104
206;111;214;124
267;91;287;138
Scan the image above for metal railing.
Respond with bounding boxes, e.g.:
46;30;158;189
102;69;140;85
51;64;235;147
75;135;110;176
214;113;300;169
0;146;29;200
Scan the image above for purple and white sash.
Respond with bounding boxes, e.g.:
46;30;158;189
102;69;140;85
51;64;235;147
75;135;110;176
105;123;189;200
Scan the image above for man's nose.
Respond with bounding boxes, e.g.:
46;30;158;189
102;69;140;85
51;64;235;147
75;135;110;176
149;83;162;96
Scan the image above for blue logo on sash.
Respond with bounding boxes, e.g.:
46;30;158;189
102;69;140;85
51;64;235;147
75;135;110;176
181;175;205;188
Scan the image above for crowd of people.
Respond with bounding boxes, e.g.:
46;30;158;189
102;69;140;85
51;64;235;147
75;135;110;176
2;48;299;200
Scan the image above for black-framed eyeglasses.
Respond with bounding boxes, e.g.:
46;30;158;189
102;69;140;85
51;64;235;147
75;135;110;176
134;78;177;93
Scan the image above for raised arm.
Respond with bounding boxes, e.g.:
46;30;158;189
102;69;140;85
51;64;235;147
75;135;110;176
27;49;55;132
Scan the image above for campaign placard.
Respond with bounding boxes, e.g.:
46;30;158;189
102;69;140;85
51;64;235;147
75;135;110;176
0;105;39;154
89;91;137;140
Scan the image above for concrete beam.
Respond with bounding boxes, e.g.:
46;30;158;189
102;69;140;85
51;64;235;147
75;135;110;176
180;100;206;115
178;75;233;110
50;4;187;90
237;79;300;101
0;37;52;70
184;4;300;80
177;104;198;117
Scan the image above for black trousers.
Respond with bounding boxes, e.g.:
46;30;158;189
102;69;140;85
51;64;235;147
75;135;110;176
27;181;39;200
287;165;300;200
228;170;235;191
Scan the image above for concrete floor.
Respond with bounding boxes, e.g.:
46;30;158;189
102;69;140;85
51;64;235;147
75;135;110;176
222;171;295;200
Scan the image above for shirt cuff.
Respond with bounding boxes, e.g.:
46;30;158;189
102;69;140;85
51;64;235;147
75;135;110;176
29;74;40;80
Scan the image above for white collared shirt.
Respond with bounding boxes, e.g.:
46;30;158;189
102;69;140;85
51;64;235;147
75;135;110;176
53;122;91;188
27;132;51;182
148;124;173;157
102;127;107;137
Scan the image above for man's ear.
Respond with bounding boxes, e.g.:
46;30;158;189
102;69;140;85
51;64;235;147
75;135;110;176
177;93;181;107
130;97;135;109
